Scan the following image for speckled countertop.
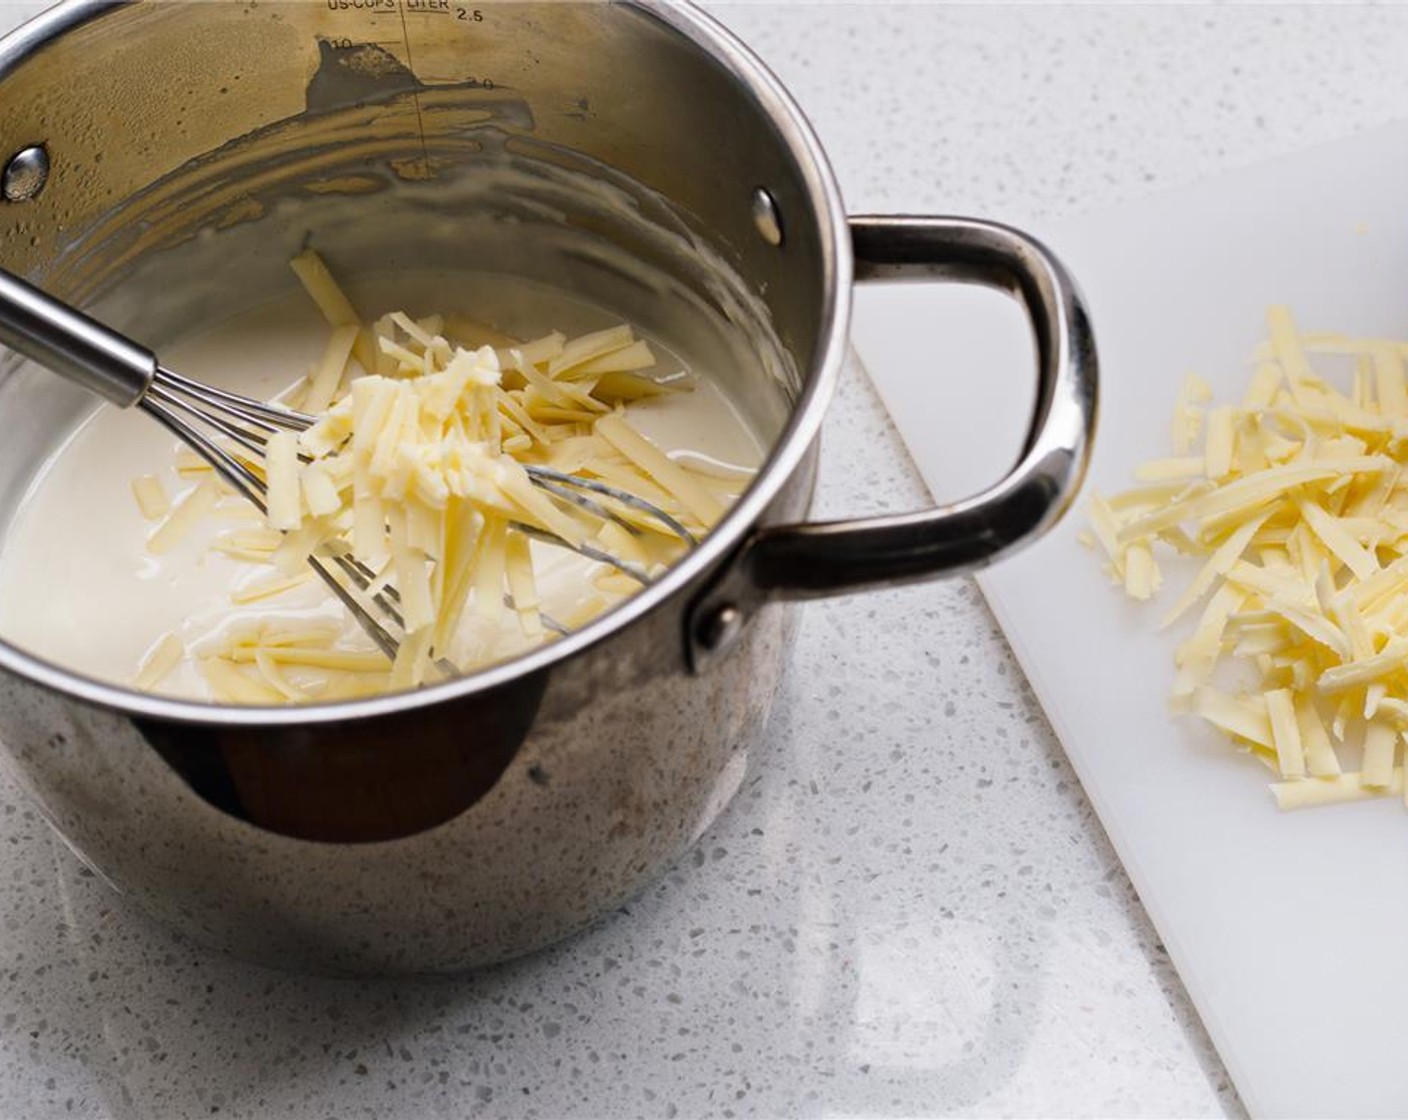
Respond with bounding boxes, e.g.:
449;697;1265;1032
2;3;1407;1117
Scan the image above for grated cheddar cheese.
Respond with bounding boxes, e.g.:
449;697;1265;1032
1093;304;1408;812
132;252;754;703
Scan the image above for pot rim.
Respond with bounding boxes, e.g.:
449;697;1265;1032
0;0;852;727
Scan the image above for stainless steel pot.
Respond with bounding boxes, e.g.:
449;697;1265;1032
0;0;1096;974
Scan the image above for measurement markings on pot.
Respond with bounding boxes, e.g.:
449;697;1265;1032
324;0;481;14
392;0;432;169
322;3;495;159
319;0;495;153
324;0;398;11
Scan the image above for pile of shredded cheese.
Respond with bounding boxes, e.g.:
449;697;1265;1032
130;250;746;703
1089;305;1408;811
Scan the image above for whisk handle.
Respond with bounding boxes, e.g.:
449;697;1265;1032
0;268;155;407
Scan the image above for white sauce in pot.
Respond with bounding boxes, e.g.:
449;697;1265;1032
0;273;765;701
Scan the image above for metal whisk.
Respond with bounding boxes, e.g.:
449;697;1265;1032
0;268;695;664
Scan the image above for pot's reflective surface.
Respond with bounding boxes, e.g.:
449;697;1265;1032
0;0;840;972
0;461;811;972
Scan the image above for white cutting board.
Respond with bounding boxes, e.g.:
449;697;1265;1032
855;122;1408;1120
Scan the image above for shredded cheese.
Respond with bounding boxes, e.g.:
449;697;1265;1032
131;474;171;521
133;632;184;691
596;412;723;524
1096;303;1408;812
264;431;302;532
147;479;221;554
125;254;756;703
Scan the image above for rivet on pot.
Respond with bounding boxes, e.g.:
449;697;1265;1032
2;145;49;203
695;602;744;654
751;187;783;247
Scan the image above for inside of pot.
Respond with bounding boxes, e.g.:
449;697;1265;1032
0;0;828;707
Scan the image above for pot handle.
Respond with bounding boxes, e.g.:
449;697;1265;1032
686;215;1098;670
